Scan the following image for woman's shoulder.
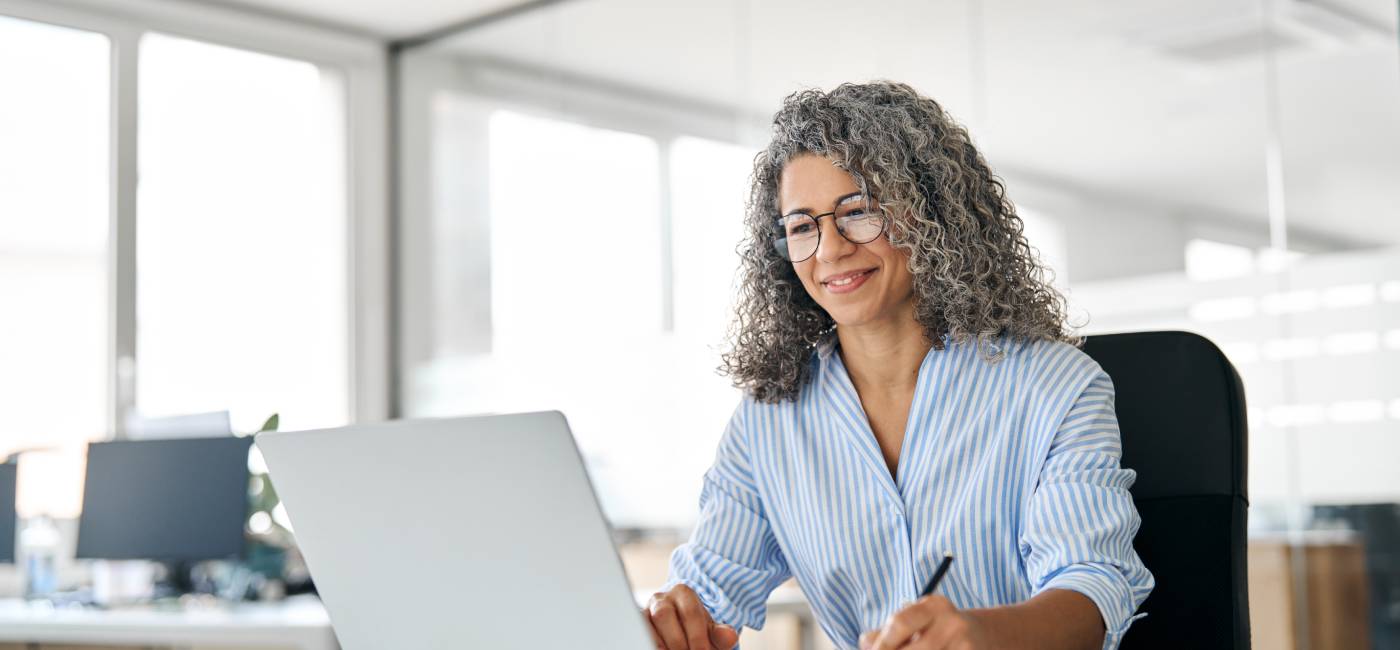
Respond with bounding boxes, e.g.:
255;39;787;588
1014;334;1097;365
1004;335;1109;400
934;333;1106;399
941;331;1095;366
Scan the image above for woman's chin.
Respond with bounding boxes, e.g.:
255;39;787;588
827;307;883;329
824;296;918;332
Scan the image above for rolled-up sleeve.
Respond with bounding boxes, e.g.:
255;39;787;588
1020;370;1155;649
662;404;791;633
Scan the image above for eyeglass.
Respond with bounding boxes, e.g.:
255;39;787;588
771;192;887;262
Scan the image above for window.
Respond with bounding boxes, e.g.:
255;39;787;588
135;34;349;433
0;16;110;517
0;0;381;522
665;136;754;520
408;109;758;527
417;109;672;524
486;110;664;360
670;136;751;343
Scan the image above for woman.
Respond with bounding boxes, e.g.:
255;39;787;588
644;81;1152;650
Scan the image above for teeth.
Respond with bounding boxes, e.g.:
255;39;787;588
828;271;866;286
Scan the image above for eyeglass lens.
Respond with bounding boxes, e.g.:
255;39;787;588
773;196;884;262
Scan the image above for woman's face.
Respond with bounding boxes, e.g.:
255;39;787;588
778;154;917;329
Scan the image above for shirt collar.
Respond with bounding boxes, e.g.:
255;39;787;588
817;329;1005;363
814;328;839;361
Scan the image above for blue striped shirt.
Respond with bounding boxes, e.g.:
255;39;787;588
664;334;1153;649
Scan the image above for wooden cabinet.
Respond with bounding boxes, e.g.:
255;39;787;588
1248;534;1371;650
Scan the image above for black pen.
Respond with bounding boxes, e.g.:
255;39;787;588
919;553;954;597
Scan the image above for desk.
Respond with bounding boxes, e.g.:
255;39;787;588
1;589;810;650
0;596;337;650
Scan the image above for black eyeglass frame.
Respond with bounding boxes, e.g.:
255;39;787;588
770;194;888;262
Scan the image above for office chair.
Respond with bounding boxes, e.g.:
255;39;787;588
1081;331;1250;649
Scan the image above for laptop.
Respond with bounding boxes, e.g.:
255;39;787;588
255;411;655;649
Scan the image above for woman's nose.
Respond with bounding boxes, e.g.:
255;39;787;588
814;217;855;263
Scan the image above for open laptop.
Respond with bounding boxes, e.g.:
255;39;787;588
255;411;656;649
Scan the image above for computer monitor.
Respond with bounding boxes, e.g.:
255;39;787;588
76;436;253;562
0;462;15;563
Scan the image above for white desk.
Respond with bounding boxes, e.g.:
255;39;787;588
0;596;337;650
0;588;807;650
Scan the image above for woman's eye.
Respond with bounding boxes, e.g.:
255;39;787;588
789;223;816;236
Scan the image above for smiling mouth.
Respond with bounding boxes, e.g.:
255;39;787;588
821;268;876;292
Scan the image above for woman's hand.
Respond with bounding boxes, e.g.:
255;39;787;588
642;584;740;650
858;595;989;650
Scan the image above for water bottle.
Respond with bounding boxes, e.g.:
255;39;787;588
21;516;60;599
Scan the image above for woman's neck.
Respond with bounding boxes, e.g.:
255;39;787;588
835;305;932;394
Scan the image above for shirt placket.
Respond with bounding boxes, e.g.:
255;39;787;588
889;499;919;604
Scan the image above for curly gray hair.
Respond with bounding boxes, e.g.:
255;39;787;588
722;81;1078;403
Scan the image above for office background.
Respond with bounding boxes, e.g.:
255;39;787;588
1;0;1398;648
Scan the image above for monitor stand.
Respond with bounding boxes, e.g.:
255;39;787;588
152;560;198;598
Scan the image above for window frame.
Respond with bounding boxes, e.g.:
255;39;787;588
394;52;769;413
0;0;391;435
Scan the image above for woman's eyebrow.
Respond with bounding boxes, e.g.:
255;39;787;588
834;191;866;206
782;191;867;216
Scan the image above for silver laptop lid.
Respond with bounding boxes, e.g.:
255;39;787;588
255;411;653;650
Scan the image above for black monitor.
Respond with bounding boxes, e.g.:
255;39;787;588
76;436;253;562
0;462;15;563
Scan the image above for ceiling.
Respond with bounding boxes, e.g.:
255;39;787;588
196;0;1400;245
423;0;1400;246
195;0;533;38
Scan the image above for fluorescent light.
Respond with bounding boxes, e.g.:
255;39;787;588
1322;331;1380;356
1384;329;1400;350
1261;290;1320;315
1321;284;1376;309
1327;400;1385;423
1185;239;1255;281
1380;281;1400;302
1267;404;1325;427
1189;297;1256;322
1390;399;1400;420
1258;248;1305;272
1263;337;1321;360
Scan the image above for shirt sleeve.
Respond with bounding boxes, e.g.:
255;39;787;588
662;403;792;633
1020;369;1155;650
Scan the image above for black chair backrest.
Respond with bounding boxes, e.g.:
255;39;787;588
1081;331;1250;649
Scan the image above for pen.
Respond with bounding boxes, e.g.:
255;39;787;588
919;553;954;597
